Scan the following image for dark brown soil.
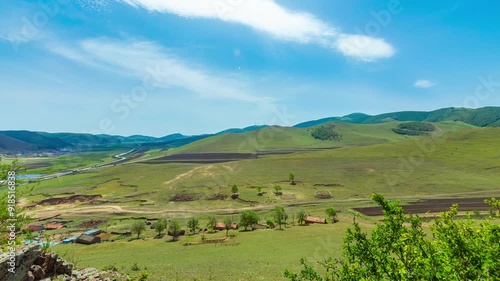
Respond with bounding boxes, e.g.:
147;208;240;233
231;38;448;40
354;197;492;216
206;193;228;200
313;183;344;187
33;194;102;206
170;193;203;202
315;191;333;199
77;220;107;228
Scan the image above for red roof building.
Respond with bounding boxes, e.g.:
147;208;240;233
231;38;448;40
45;223;64;230
305;216;327;224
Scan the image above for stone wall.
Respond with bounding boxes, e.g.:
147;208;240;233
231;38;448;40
0;244;40;281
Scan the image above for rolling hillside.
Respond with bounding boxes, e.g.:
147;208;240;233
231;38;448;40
294;107;500;128
166;121;476;154
2;107;497;153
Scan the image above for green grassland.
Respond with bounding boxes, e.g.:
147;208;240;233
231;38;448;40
55;221;353;281
167;121;475;154
1;150;124;175
17;122;500;281
30;124;500;210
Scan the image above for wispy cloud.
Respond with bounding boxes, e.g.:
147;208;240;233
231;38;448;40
117;0;395;62
49;37;273;104
414;79;435;88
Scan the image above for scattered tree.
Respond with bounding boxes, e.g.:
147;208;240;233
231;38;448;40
168;219;181;241
284;194;500;280
131;221;146;239
274;185;282;195
224;217;233;237
206;216;217;233
231;184;239;198
257;186;263;196
310;124;342;141
297;210;307;225
187;218;199;234
325;207;337;222
266;218;275;229
274;206;287;230
485;197;500;218
240;210;259;230
231;184;239;194
155;218;167;237
288;173;296;185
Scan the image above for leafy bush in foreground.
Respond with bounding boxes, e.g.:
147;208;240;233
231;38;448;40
284;194;500;280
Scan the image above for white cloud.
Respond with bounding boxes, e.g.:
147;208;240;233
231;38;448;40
117;0;395;62
49;38;273;104
334;34;395;62
414;79;435;88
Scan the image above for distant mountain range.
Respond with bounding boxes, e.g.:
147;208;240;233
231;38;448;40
294;107;500;128
0;125;268;153
1;107;499;153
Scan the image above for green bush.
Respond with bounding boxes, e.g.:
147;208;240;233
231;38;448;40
285;194;500;280
392;121;435;136
310;124;342;141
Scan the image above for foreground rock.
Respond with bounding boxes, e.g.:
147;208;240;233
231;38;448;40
0;244;125;281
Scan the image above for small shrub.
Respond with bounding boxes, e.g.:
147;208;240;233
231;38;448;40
131;262;140;271
103;265;118;272
138;272;149;281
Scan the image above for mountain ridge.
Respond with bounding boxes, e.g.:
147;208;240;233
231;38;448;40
2;107;500;153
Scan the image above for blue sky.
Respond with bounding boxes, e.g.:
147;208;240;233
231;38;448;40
1;0;499;136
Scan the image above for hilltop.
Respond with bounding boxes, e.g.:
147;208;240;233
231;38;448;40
2;107;499;153
294;107;500;128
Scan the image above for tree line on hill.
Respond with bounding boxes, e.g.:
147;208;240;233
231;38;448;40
392;121;436;136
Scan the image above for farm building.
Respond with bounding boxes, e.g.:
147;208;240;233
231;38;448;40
62;235;80;244
83;228;102;236
214;222;239;230
76;234;101;245
27;225;44;232
45;223;64;230
305;216;327;224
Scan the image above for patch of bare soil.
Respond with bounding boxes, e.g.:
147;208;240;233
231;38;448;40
280;194;296;200
77;220;107;228
170;193;203;202
354;197;493;216
206;193;228;200
30;195;102;207
313;183;344;187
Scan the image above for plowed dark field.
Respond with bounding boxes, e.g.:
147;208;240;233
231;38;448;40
354;197;492;216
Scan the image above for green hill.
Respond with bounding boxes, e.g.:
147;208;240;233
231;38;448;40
294;107;500;128
0;130;73;152
167;121;475;154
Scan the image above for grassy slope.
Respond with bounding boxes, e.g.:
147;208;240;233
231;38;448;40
168;121;474;154
55;222;352;281
14;150;122;174
25;124;500;281
30;124;500;212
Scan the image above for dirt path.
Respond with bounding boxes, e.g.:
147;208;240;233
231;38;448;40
163;165;213;186
31;188;500;219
